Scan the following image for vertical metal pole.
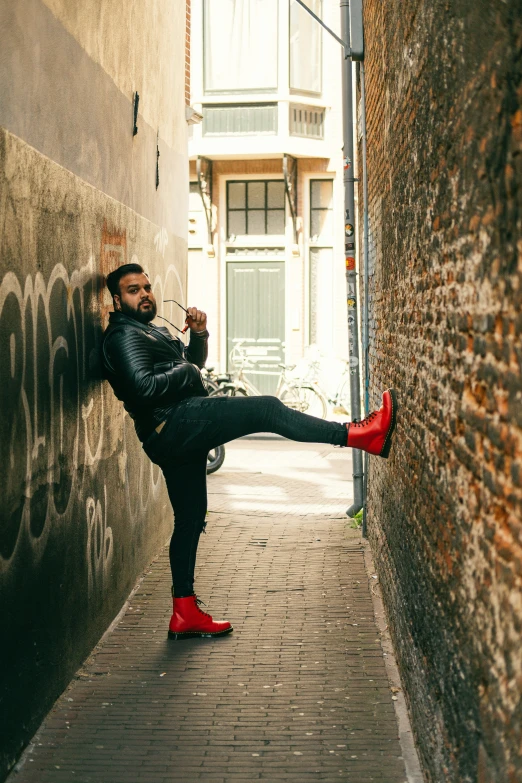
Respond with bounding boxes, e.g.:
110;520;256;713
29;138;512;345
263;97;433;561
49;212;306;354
342;0;364;519
360;61;370;538
361;62;370;419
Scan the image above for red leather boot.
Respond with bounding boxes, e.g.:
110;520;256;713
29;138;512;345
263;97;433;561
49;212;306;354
346;389;397;458
168;595;233;640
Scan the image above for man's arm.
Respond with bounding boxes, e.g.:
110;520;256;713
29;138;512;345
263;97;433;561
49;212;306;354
105;328;203;405
185;330;208;368
184;307;208;368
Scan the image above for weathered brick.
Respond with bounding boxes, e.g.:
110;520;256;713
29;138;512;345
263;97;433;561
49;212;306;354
359;1;522;781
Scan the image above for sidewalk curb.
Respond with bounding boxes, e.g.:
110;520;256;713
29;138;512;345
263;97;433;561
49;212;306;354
362;540;425;783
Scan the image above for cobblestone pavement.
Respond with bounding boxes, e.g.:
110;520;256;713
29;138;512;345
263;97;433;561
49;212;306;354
11;439;410;783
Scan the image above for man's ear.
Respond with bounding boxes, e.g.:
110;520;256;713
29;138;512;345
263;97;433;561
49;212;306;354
113;294;121;311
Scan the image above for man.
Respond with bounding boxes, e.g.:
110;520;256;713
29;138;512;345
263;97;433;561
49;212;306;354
102;263;397;641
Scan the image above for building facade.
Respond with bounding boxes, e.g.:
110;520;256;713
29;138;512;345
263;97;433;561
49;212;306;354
188;0;349;394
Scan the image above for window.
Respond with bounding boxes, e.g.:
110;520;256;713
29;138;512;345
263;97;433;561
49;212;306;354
227;181;286;237
310;180;333;242
289;0;322;94
204;0;278;93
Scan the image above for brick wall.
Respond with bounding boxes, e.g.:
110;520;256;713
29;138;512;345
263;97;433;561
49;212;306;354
359;1;522;781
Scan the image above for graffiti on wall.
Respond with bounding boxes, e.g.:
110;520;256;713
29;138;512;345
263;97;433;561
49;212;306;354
0;239;184;596
154;227;169;258
86;485;113;596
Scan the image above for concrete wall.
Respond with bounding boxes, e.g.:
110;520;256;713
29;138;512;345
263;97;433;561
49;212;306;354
360;1;522;781
0;1;188;778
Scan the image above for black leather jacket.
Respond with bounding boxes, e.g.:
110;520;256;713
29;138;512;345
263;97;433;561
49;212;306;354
102;311;209;441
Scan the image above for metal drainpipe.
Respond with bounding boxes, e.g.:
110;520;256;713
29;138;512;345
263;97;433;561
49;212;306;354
294;0;364;519
341;0;364;519
359;60;370;538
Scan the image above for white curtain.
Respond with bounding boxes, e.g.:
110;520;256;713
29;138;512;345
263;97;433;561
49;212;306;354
204;0;279;92
289;0;322;93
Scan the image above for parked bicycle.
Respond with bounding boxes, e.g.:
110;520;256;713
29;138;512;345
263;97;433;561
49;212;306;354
210;342;328;419
201;366;231;395
303;354;352;416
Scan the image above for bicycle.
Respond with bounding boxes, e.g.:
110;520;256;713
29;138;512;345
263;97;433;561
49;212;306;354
201;366;232;395
210;341;328;419
303;355;352;416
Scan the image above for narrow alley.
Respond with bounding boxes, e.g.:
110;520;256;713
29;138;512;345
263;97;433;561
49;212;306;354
2;1;520;781
9;438;420;783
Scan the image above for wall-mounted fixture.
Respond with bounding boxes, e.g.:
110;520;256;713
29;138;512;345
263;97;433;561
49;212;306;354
133;92;139;136
156;131;160;189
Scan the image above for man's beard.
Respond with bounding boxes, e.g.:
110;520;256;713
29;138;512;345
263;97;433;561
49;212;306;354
120;299;157;323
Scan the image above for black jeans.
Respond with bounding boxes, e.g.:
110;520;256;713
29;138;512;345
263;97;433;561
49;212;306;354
143;394;347;597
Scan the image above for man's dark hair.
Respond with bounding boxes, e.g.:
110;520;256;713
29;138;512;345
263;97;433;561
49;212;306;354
106;263;148;297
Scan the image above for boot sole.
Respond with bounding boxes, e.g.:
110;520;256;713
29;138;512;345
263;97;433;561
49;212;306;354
379;389;398;459
168;626;233;641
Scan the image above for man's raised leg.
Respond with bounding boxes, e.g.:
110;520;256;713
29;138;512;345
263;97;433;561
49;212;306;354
160;389;397;459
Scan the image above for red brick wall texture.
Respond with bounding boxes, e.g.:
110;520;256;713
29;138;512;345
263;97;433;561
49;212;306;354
359;1;522;781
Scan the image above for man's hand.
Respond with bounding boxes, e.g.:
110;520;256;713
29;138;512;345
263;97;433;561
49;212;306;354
185;307;207;333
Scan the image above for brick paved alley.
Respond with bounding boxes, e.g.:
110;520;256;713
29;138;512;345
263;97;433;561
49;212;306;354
10;439;418;783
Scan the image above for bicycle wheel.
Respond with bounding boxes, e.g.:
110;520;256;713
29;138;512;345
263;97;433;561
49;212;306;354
203;378;220;395
207;445;225;474
280;385;328;419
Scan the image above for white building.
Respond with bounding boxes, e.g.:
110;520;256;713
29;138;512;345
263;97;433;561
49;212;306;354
187;0;349;394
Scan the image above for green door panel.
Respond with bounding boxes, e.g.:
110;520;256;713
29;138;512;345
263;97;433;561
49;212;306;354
227;261;285;395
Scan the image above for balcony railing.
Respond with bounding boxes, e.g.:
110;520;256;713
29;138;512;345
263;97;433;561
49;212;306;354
289;103;324;139
202;104;278;136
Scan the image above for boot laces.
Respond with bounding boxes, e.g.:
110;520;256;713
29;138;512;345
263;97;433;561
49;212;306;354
352;410;378;428
195;597;211;618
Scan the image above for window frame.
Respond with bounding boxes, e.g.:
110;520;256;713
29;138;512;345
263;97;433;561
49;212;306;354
309;178;334;245
288;0;323;97
226;179;286;238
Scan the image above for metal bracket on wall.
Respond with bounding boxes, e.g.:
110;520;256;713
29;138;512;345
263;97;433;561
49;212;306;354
295;0;351;56
283;154;298;244
133;91;139;136
196;156;213;247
